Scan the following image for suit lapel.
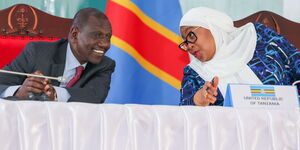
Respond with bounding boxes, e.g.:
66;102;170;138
50;39;68;86
73;62;105;87
50;64;65;86
74;63;94;86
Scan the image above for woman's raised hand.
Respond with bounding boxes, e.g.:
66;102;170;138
193;76;219;106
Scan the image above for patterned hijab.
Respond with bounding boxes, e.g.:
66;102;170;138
179;7;262;97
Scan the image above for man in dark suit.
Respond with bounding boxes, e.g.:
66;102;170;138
0;8;115;103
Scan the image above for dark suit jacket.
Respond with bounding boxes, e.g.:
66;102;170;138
0;39;115;103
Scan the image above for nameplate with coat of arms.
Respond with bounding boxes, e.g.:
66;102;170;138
224;84;299;108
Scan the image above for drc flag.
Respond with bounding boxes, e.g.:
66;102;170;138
105;0;189;105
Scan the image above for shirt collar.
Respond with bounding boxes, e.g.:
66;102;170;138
65;43;87;71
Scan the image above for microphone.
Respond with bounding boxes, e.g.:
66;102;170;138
0;69;67;82
292;80;300;86
0;69;67;101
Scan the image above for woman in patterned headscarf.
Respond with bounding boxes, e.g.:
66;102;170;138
179;7;300;106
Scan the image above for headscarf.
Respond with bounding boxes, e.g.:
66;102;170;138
179;7;262;97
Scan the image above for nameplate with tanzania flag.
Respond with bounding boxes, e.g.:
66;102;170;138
224;84;299;108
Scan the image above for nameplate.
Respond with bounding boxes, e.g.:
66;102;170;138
224;84;299;108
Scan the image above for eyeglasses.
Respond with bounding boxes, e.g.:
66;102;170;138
178;27;200;51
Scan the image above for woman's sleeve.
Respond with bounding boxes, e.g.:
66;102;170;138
277;33;300;95
179;66;224;106
261;23;300;93
180;67;205;105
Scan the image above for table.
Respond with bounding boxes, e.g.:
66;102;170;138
0;100;299;150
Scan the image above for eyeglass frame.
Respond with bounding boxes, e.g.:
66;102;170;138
178;27;200;52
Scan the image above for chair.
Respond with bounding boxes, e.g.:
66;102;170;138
234;11;300;50
0;4;73;68
0;3;72;37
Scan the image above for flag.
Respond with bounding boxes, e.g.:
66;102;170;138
250;86;276;97
105;0;189;105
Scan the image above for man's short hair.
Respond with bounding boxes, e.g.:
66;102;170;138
72;8;109;29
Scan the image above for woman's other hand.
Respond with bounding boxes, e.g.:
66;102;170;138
193;76;219;106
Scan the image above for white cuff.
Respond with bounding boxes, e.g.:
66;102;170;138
53;86;70;102
0;85;20;98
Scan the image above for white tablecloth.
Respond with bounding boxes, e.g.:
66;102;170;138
0;100;299;150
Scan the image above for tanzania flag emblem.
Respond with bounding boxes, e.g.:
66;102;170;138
250;86;276;97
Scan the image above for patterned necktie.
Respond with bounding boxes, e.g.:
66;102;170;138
66;66;84;88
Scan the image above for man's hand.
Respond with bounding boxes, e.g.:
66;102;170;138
44;84;57;101
14;71;56;101
193;76;219;106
